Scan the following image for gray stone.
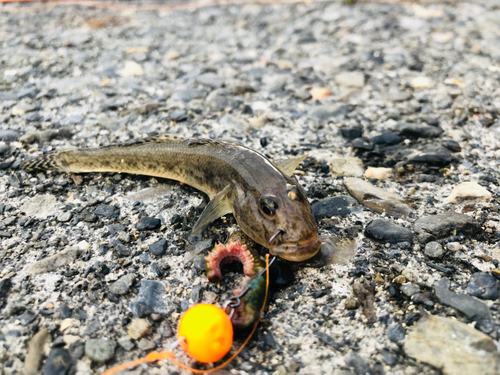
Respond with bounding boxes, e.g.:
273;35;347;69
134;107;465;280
94;205;120;219
129;280;166;318
109;274;135;295
57;211;72;223
400;283;420;297
20;195;59;219
84;339;116;362
196;73;224;89
117;337;134;351
0;130;20;142
414;213;481;244
137;338;155;351
387;323;406;342
310;104;350;121
424;241;444;258
0;142;9;154
190;285;204;303
434;278;495;333
467;273;499;300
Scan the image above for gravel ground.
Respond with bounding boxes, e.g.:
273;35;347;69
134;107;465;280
1;1;500;374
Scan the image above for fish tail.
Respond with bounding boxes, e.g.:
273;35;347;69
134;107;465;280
22;152;68;172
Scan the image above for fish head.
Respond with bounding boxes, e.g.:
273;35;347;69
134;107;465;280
233;180;321;262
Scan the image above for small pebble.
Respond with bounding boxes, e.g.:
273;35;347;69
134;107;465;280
108;274;135;295
446;242;462;252
149;239;168;256
118;337;134;351
424;241;444;258
364;167;393;180
400;283;420;297
467;273;499;300
128;318;152;340
84;339;116;362
57;211;72;223
136;217;161;231
137;338;156;351
387;323;406;342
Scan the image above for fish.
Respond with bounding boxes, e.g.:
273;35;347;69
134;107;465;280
21;135;321;261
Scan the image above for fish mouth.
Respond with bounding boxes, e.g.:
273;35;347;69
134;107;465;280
270;238;322;262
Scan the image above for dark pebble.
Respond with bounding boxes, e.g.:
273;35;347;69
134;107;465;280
68;341;85;361
190;285;204;303
149;239;168;256
345;351;371;375
108;224;126;235
407;145;453;166
418;174;439;183
394;122;444;138
129;280;167;318
370;131;402;145
170;214;182;225
434;278;495;333
340;126;363;140
139;253;150;263
351;137;374;151
412;293;434;307
414;212;481;243
136;217;161;231
79;209;97;223
180;300;190;311
44;347;72;375
387;323;405;342
467;272;499;300
114;243;130;257
261;331;281;351
59;304;72;319
19;310;37;325
442;139;461;152
312;196;358;219
365;219;413;243
269;260;294;289
381;349;397;366
151;262;163;277
312;288;331;299
94;205;120;219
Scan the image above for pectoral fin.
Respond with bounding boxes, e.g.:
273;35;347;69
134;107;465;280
190;184;233;237
274;155;308;177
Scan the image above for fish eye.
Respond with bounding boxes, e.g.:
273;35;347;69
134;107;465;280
259;195;279;217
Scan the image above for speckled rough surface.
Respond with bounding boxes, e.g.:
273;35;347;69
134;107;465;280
1;1;500;374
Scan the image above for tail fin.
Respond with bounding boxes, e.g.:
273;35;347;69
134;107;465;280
22;153;66;172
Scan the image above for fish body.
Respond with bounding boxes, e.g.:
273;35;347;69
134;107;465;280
22;135;321;261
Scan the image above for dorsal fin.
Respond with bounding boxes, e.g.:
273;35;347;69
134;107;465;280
274;155;308;177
